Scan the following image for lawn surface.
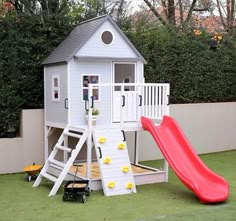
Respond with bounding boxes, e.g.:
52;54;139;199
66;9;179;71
0;150;235;221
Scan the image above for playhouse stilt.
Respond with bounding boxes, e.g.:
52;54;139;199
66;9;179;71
33;126;88;196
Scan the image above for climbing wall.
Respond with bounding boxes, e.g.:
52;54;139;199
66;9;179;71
93;129;136;196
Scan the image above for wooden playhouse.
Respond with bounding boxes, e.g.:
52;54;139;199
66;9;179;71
33;15;170;196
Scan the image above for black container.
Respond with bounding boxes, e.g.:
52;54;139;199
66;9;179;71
63;180;90;203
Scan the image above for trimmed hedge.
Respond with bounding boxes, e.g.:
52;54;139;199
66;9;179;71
0;14;73;137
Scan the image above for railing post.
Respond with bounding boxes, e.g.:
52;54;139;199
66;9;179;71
120;84;125;128
87;84;93;186
165;84;170;116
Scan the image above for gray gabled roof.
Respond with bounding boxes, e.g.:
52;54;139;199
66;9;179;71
42;14;146;65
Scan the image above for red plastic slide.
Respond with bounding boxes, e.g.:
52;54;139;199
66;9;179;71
141;116;229;203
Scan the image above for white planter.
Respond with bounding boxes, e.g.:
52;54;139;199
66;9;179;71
85;115;98;126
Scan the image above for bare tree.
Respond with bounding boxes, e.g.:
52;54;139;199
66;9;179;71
215;0;235;32
142;0;213;27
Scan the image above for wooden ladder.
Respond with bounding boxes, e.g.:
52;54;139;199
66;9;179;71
33;126;88;196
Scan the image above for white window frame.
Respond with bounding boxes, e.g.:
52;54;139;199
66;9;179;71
81;74;100;102
52;74;60;102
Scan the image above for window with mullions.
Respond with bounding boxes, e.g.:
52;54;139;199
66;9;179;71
52;74;60;101
82;75;99;101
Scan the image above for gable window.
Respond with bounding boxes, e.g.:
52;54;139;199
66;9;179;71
101;30;113;45
52;74;60;101
82;75;99;101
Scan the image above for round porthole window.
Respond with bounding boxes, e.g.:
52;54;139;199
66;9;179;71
101;31;113;45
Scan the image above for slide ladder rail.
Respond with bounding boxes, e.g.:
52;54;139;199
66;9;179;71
33;126;88;196
141;116;229;203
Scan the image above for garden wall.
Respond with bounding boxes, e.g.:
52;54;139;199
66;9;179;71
0;109;44;174
136;102;236;161
0;102;235;174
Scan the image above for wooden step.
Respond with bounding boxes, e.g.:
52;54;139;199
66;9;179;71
68;126;85;133
55;144;72;153
64;131;82;139
41;172;57;183
49;159;66;168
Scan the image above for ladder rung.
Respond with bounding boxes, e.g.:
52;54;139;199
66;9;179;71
55;144;72;152
64;132;82;139
49;159;66;168
41;172;57;183
68;127;85;133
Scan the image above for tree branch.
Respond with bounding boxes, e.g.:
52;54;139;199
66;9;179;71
230;0;235;29
161;0;167;18
143;0;168;26
216;0;227;30
183;0;197;25
193;7;210;12
168;0;176;25
178;0;184;25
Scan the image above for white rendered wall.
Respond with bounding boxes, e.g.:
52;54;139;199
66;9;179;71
0;109;44;174
136;102;236;161
0;103;235;174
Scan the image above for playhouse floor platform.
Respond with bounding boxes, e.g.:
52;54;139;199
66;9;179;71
69;162;154;179
68;162;166;191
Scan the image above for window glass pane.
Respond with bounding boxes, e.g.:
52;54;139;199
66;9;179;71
83;76;89;87
89;76;99;84
101;31;113;45
83;75;99;100
54;78;58;87
93;89;99;100
83;89;88;100
54;90;58;99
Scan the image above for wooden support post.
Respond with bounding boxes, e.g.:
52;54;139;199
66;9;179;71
64;134;68;163
134;131;140;165
44;126;50;162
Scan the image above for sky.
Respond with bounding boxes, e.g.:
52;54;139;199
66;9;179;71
127;0;146;13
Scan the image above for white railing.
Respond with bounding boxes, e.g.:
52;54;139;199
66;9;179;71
87;83;170;127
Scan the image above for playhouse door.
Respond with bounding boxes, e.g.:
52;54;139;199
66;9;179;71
112;63;137;122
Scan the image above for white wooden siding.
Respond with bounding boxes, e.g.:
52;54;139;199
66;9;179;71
45;64;68;124
69;60;112;126
137;61;144;83
76;21;138;58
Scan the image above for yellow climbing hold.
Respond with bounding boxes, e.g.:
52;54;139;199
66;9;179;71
122;166;129;173
108;181;115;189
118;143;125;150
99;136;106;144
126;182;134;189
103;156;112;164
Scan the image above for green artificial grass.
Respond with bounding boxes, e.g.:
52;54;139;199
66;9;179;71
0;150;236;221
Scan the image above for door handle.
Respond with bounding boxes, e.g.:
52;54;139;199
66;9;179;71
91;96;94;108
64;98;68;109
121;130;126;141
139;95;142;106
98;147;102;159
85;99;89;111
122;95;125;107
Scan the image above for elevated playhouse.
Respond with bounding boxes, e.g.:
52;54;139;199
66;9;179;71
34;15;229;202
33;15;170;197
